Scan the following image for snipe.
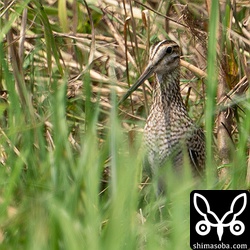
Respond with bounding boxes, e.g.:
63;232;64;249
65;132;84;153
120;40;205;182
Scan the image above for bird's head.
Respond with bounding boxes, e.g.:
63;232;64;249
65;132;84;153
148;40;180;75
119;40;180;104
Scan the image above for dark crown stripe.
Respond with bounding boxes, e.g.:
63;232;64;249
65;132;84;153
150;40;178;60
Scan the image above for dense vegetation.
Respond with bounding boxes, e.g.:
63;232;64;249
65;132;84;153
0;0;249;249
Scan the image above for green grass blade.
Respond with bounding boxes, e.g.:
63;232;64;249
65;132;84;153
205;1;219;186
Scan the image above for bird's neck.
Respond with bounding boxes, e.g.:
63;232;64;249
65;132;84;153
152;69;184;108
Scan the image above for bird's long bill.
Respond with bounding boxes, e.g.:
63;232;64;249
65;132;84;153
118;63;154;104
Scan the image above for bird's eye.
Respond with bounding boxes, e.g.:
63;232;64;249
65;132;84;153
166;46;173;54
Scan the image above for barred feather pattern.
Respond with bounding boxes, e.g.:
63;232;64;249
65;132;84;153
144;50;205;175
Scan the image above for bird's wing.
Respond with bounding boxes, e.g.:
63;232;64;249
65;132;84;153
187;128;205;173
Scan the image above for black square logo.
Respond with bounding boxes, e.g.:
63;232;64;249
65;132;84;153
190;190;250;250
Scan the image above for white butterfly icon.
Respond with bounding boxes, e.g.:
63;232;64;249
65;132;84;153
193;193;247;241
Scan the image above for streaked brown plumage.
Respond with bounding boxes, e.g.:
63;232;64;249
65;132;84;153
120;40;205;184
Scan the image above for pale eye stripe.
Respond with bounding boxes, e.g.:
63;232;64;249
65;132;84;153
150;40;178;59
149;42;160;58
150;40;168;59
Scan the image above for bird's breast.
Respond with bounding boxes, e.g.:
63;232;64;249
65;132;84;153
143;104;194;168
